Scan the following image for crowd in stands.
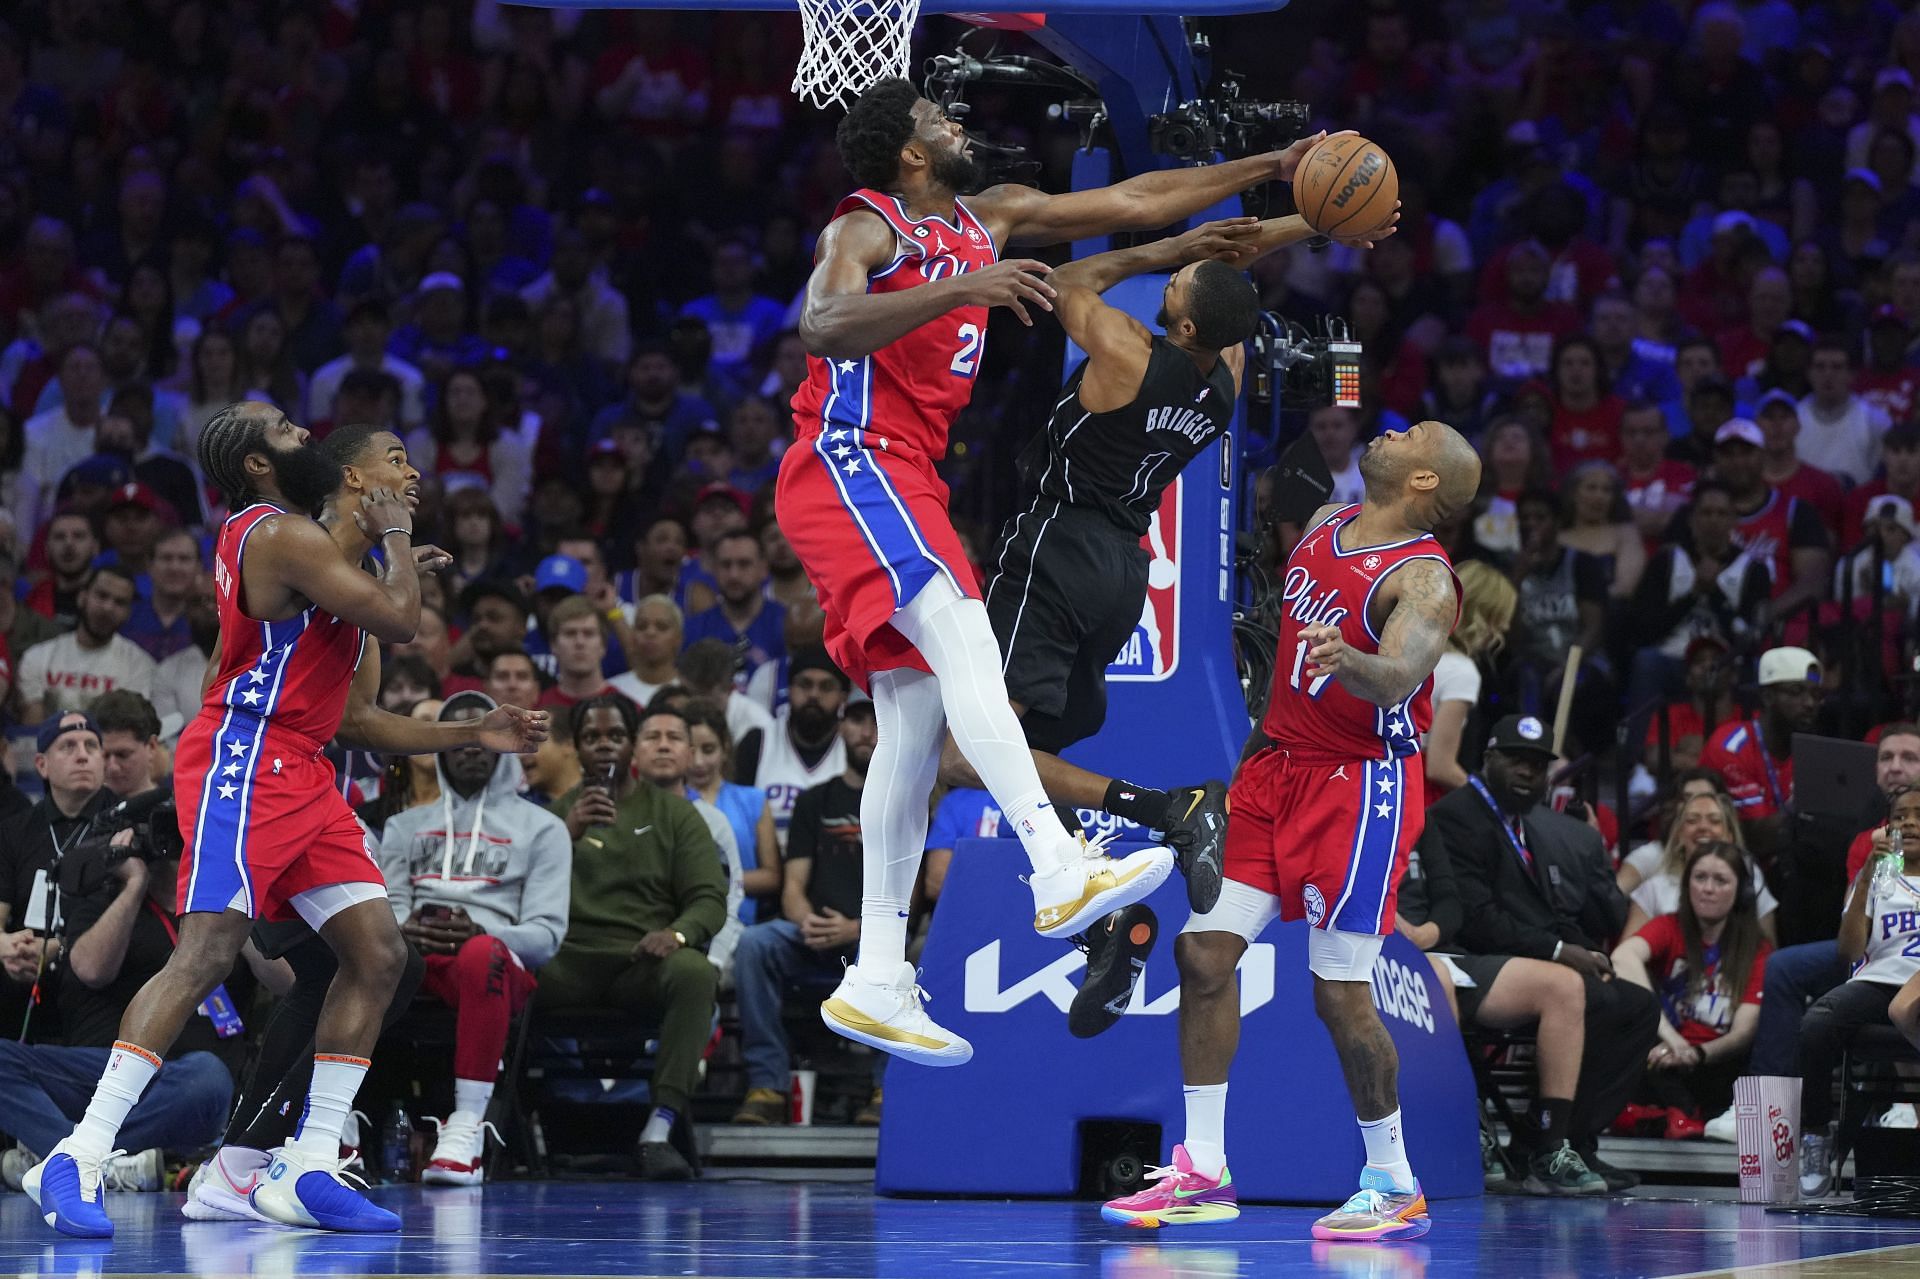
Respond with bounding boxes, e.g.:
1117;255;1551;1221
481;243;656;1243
4;0;1920;1196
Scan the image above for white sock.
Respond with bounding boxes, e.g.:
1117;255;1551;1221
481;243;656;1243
453;1078;493;1119
1183;1083;1228;1179
889;580;1078;876
288;1054;370;1161
68;1042;161;1159
1359;1109;1416;1192
640;1106;675;1144
856;669;944;973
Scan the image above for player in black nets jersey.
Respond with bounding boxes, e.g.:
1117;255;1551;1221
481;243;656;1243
943;209;1396;1029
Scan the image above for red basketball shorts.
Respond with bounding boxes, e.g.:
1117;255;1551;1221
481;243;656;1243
1222;746;1427;936
775;433;980;689
175;709;383;922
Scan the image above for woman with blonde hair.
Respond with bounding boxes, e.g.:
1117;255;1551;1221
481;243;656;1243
1620;790;1776;941
1425;559;1517;795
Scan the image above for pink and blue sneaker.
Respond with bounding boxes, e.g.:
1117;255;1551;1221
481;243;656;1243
1311;1167;1430;1242
1100;1144;1239;1228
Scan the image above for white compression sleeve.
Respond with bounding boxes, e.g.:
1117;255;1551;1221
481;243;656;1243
858;667;947;972
891;576;1077;875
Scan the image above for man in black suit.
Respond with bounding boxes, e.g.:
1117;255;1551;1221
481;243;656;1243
1428;714;1659;1190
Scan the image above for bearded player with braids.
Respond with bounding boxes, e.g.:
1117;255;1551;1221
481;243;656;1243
27;403;548;1239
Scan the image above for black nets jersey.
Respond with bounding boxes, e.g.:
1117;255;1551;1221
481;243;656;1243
1017;336;1237;537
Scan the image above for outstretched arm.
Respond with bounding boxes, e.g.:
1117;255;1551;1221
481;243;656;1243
798;208;1056;358
1302;558;1456;708
335;637;550;754
980;132;1334;247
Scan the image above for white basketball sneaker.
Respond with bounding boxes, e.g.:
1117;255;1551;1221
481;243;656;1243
821;961;973;1067
422;1111;499;1186
182;1146;273;1222
1031;833;1176;939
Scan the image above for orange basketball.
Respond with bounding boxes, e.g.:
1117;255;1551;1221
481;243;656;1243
1294;135;1398;239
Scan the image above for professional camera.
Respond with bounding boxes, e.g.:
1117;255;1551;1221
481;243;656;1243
1147;77;1312;165
1251;314;1363;412
95;788;184;865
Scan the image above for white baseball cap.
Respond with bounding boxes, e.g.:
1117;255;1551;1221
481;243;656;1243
1757;646;1821;688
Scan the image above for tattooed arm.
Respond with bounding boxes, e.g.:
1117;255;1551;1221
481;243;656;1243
1301;559;1457;709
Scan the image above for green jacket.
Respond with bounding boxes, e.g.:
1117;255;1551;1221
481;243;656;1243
553;781;727;953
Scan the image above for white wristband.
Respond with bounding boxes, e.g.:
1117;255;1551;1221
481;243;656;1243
1553;940;1564;961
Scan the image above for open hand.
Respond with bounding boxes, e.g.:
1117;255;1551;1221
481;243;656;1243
1172;217;1263;267
1332;201;1401;249
963;258;1056;326
479;704;550;753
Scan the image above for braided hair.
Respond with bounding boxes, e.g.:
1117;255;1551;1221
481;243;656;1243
197;402;276;507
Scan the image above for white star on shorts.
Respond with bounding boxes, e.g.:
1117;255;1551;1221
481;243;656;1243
1377;775;1394;793
227;741;248;758
844;459;862;476
833;445;852;459
223;763;241;778
1375;800;1393;819
1388;719;1408;736
249;670;268;685
241;689;263;706
837;360;857;374
218;783;238;800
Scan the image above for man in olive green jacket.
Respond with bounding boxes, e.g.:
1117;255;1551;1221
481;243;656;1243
546;694;727;1180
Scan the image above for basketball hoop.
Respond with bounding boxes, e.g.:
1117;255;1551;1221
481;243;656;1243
792;0;923;109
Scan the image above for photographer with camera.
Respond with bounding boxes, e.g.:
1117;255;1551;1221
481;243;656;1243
0;703;267;1192
94;691;164;801
0;713;119;1024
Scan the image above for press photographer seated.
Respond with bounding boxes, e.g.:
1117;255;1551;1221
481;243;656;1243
0;708;286;1192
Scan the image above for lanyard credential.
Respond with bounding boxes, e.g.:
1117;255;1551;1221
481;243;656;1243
1468;775;1533;872
144;901;245;1039
1749;719;1788;812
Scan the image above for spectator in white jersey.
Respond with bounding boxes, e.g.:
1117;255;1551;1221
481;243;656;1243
746;647;848;851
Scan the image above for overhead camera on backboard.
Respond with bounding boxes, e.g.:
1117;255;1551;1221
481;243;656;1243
1146;78;1314;165
1252;314;1362;412
923;52;1094;182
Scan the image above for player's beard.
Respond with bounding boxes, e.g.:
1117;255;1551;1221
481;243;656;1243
266;440;345;516
931;145;984;195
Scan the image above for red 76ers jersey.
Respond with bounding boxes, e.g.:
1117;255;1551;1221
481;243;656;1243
789;189;999;465
1260;505;1458;761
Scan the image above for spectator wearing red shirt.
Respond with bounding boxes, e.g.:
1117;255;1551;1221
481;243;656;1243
1478;182;1620;314
1856;306;1920;426
1700;646;1821;863
1468;241;1583;385
1620;400;1696;545
1842;423;1920;546
1611;841;1771;1137
1714;266;1792;386
1710;418;1833;617
1643;637;1740;775
1755;390;1846;536
533;596;619;712
1547;335;1625;470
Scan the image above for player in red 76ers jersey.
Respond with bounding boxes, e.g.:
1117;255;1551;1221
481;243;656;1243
779;75;1335;1067
24;405;549;1240
1103;420;1480;1240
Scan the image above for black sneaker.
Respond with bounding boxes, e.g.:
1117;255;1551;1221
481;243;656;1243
638;1140;693;1180
1068;904;1158;1038
1575;1149;1638;1192
1163;781;1228;913
1522;1141;1608;1196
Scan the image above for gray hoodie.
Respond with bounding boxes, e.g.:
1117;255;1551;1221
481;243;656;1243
377;697;572;968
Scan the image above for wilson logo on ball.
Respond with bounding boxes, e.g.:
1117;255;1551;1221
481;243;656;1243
1331;153;1385;209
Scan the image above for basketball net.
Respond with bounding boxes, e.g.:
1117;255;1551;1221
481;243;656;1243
791;0;923;109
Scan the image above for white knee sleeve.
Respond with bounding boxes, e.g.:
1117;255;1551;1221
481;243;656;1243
865;668;946;894
892;577;1032;763
1308;927;1386;983
1179;878;1282;946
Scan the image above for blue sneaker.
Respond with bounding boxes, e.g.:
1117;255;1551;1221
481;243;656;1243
250;1148;400;1232
22;1146;115;1238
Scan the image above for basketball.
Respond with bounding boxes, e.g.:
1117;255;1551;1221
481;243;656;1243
1294;135;1398;239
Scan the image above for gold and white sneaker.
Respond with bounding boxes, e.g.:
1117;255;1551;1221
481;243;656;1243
1031;834;1176;939
821;961;973;1067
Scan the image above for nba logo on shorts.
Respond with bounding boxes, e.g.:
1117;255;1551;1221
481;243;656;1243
1108;478;1181;682
1303;883;1326;926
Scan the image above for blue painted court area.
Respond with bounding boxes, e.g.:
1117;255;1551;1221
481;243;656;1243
4;1182;1920;1279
